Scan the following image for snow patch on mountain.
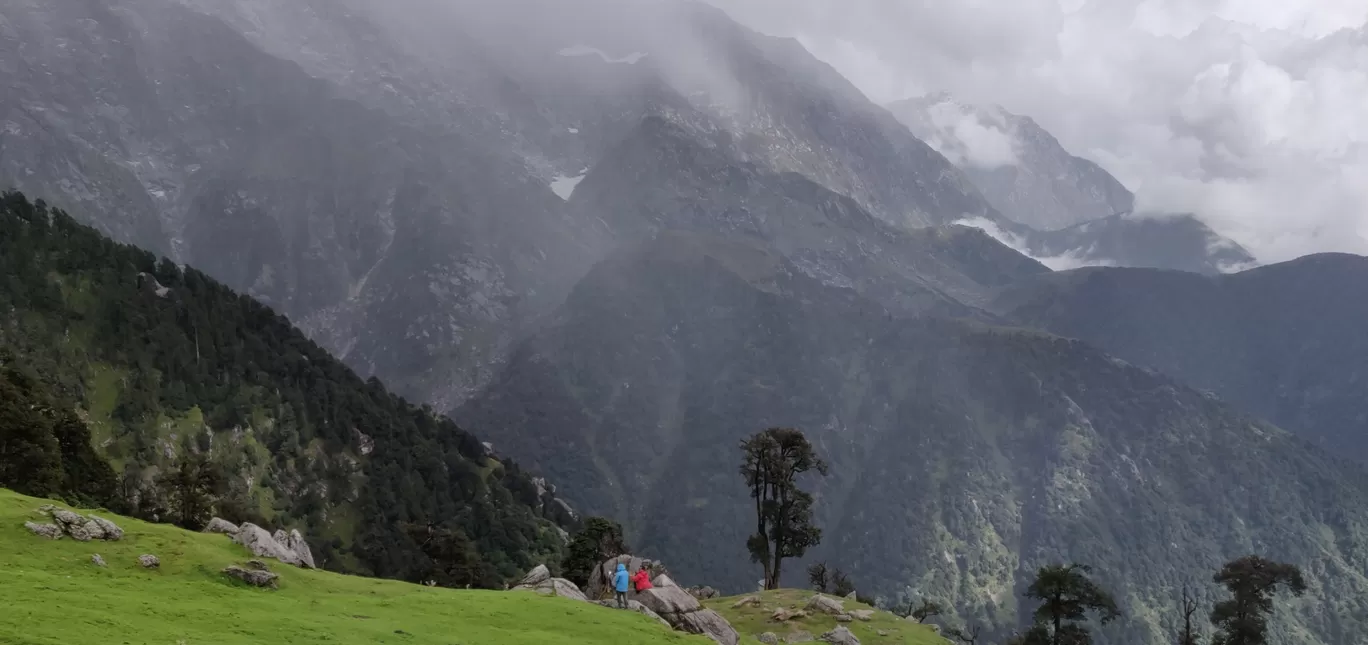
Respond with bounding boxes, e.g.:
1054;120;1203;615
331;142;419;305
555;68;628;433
557;45;648;65
550;170;588;201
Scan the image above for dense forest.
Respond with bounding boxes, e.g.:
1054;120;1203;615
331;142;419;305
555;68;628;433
0;191;574;587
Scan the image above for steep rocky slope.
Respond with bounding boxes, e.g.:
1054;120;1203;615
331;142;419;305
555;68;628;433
994;253;1368;463
458;232;1368;645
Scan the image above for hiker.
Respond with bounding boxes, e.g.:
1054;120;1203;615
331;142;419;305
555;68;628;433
613;563;630;608
633;567;653;593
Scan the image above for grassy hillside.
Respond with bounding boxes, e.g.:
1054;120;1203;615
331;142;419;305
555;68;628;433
0;488;703;645
705;590;945;645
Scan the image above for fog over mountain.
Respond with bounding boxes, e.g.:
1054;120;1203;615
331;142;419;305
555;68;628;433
713;0;1368;263
4;2;1368;645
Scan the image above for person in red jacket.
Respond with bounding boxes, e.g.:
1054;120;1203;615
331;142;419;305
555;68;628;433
632;567;654;593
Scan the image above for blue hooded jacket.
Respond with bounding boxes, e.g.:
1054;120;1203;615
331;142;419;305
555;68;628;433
613;563;630;593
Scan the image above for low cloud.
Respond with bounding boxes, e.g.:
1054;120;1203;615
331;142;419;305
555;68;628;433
712;0;1368;263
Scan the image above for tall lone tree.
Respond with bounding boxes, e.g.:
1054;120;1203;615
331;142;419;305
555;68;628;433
156;454;223;531
740;427;828;590
1020;563;1120;645
1210;556;1306;645
1178;585;1202;645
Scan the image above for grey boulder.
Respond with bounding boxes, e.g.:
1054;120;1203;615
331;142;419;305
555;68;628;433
138;554;160;568
636;575;740;645
232;523;315;569
805;595;846;616
224;565;280;589
820;626;860;645
204;518;240;535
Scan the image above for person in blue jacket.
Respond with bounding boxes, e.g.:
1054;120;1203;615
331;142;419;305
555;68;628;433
613;563;630;608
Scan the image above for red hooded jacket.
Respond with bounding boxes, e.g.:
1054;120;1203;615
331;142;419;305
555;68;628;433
632;568;654;592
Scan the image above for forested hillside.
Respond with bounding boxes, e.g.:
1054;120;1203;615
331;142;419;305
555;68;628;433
0;191;572;586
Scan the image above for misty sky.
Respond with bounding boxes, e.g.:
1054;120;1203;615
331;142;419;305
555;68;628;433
710;0;1368;262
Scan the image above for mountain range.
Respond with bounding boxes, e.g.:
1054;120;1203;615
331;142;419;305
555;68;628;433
2;1;1366;644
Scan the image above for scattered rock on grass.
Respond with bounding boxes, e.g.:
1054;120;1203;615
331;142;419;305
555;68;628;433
835;614;853;623
687;585;720;600
758;633;780;644
785;631;814;643
223;565;279;589
772;608;808;621
732;595;761;609
819;626;860;645
850;609;874;621
138;554;160;568
91;554;107;567
805;595;845;615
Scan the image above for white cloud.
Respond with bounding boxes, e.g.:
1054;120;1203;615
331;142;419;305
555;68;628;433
953;217;1109;271
710;0;1368;262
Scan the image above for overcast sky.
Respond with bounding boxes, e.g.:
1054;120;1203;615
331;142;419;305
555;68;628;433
710;0;1368;262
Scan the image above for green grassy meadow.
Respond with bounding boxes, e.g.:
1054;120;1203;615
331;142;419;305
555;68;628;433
0;489;705;645
705;589;947;644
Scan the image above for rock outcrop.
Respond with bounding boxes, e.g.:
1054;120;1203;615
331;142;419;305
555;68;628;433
635;574;740;645
511;564;589;602
224;565;280;589
584;555;667;600
24;506;123;541
24;522;62;540
231;523;315;569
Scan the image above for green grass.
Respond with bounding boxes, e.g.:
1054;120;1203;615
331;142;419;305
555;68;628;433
0;489;707;645
704;589;946;645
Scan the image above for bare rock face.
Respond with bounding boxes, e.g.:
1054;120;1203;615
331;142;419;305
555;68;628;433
138;554;160;568
205;518;240;535
24;522;62;540
274;528;317;569
635;575;739;645
224;565;280;589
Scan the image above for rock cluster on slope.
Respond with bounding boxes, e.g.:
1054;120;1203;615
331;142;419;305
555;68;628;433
23;505;123;541
511;558;739;645
206;518;315;569
510;564;589;602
